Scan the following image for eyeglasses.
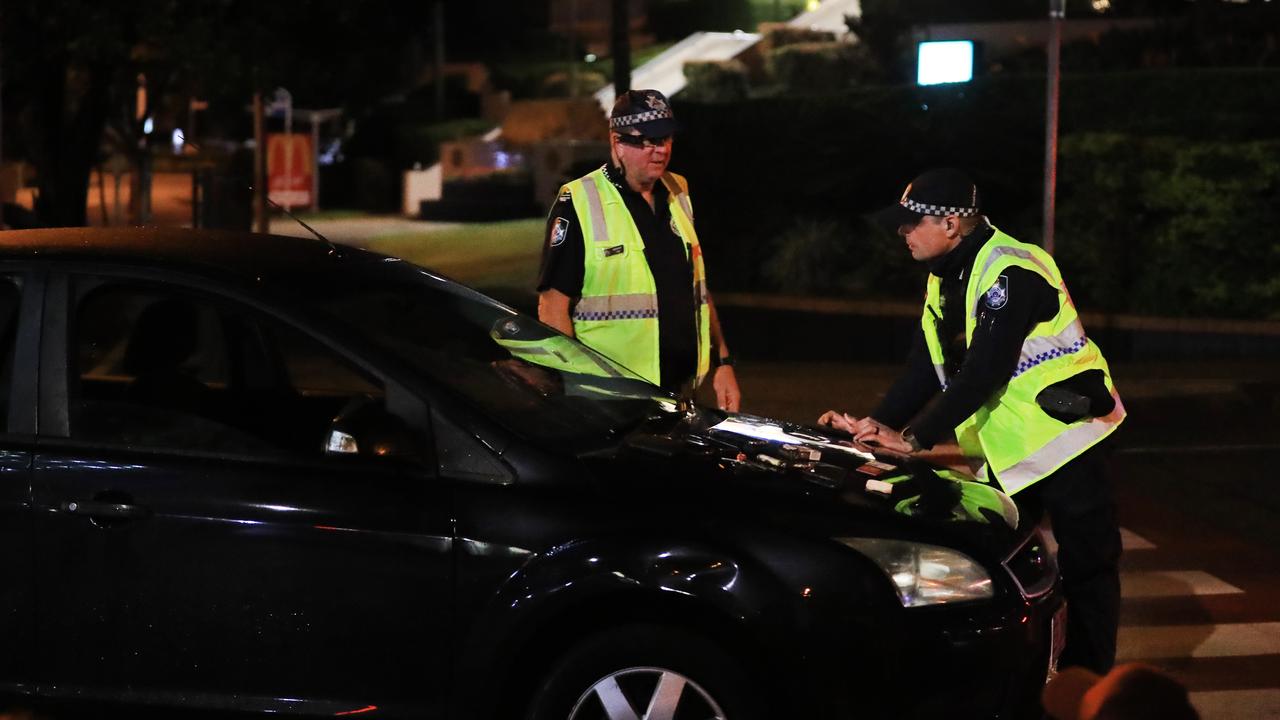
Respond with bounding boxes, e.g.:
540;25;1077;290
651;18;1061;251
614;133;672;149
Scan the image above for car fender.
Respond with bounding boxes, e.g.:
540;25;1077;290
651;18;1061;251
453;535;794;718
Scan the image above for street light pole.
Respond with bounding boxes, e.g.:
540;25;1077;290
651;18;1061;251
568;0;578;98
1042;0;1064;254
612;0;631;96
253;91;268;233
434;1;445;122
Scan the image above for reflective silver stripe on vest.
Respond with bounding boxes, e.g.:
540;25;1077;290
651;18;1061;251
661;173;694;220
971;245;1057;318
1012;321;1088;379
580;179;610;244
674;192;693;220
695;279;708;306
986;389;1126;494
572;293;659;321
933;363;948;390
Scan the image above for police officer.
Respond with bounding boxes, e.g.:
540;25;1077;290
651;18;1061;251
537;89;740;410
820;168;1126;674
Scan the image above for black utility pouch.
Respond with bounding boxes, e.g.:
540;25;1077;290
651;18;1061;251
1036;369;1114;423
1036;386;1092;422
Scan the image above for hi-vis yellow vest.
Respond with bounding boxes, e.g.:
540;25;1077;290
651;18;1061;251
562;167;712;387
921;228;1126;495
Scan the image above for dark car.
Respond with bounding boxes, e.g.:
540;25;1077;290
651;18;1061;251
0;227;1062;719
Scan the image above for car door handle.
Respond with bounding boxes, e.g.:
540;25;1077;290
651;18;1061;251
63;500;149;520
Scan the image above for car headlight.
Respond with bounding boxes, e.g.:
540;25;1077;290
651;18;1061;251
837;538;994;607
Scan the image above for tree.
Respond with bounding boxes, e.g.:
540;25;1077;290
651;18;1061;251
1;0;432;227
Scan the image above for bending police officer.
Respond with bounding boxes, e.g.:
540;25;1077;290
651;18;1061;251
820;168;1126;674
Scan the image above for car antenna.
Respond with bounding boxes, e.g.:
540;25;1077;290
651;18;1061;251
182;133;343;255
260;192;343;255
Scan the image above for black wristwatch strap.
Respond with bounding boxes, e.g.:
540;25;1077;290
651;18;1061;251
714;354;736;368
902;427;922;452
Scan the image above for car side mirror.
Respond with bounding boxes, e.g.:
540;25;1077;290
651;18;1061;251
324;396;419;459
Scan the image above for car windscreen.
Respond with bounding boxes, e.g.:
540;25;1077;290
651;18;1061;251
311;262;674;447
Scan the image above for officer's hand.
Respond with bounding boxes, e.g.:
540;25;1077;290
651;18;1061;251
817;411;856;434
713;365;741;412
850;417;894;442
858;425;914;454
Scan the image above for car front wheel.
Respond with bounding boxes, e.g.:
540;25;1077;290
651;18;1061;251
526;624;760;720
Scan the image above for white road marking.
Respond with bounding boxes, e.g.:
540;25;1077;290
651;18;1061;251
1046;527;1153;556
1121;570;1244;598
1190;689;1280;720
1121;527;1156;550
1118;622;1280;660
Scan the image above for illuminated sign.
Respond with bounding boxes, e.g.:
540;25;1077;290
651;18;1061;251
267;133;314;208
917;40;975;86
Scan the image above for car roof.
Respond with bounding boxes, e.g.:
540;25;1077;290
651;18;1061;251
0;227;382;284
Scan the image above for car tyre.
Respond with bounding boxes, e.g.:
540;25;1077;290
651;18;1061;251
525;624;761;720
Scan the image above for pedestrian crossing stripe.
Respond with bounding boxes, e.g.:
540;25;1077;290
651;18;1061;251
1118;622;1280;660
1121;570;1244;598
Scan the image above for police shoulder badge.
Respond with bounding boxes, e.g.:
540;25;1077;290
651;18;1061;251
550;217;570;247
985;275;1009;310
669;215;683;238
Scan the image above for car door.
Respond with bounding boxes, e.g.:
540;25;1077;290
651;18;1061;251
0;269;39;688
30;271;454;716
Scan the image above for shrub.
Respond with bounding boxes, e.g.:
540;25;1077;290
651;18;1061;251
759;23;836;50
683;60;750;102
1057;133;1280;319
541;70;609;98
767;42;879;93
763;218;853;293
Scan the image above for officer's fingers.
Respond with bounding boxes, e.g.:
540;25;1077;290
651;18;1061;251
816;411;839;426
716;384;734;412
854;424;882;441
849;417;877;433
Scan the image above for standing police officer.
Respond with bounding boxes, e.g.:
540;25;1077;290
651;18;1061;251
537;89;740;410
820;168;1126;674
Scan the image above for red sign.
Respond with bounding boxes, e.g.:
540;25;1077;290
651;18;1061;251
267;133;313;208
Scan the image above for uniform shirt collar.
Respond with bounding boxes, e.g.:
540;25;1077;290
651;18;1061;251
929;221;994;279
603;163;669;202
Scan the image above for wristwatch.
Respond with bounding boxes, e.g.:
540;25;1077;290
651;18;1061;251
901;428;923;452
713;354;736;368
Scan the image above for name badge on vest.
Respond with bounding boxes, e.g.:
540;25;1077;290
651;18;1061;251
603;244;625;257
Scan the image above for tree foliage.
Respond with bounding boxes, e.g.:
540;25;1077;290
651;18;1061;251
1057;134;1280;319
1;0;433;226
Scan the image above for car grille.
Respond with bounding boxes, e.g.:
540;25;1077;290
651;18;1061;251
1003;528;1058;599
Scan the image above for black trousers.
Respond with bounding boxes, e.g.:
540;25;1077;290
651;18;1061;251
1016;438;1122;675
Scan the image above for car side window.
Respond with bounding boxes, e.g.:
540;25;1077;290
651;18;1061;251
69;281;403;460
0;277;21;430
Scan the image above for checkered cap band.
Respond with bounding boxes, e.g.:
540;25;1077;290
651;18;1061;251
610;108;674;129
901;198;980;217
573;309;660;321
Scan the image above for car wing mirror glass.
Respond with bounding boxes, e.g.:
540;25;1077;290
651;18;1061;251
325;429;360;455
325;396;419;460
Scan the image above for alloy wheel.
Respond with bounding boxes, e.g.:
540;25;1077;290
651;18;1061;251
567;665;728;720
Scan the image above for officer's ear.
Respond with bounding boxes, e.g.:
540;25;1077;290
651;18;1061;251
944;215;960;237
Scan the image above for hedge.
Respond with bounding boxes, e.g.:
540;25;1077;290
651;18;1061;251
668;68;1280;319
1056;134;1280;319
